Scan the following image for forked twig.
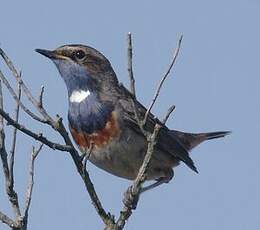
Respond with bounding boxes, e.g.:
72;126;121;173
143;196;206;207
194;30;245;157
0;80;21;226
0;107;72;152
9;81;21;191
0;211;17;228
0;48;54;125
116;35;182;230
24;144;43;221
127;33;136;98
162;105;176;124
38;86;44;108
0;70;46;123
143;35;182;124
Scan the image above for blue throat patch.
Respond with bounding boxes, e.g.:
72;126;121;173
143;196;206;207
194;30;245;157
54;59;98;94
68;93;114;134
53;59;114;134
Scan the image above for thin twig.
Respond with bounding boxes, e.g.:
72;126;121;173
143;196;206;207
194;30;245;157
162;105;175;125
143;35;183;124
0;211;16;228
130;99;149;137
116;35;182;230
23;144;43;221
0;80;21;219
81;172;113;225
78;142;113;225
127;34;148;137
127;33;136;98
82;142;94;170
0;70;47;123
38;86;44;108
0;48;54;125
133;123;162;186
9;81;22;191
0;79;10;181
51;117;112;225
0;80;3;125
116;124;162;229
0;107;72;152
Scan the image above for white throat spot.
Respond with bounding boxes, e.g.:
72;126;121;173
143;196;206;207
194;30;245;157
70;90;91;103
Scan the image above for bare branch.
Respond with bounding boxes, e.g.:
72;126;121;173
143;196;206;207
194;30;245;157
126;33;150;137
80;169;113;225
0;80;3;125
23;144;43;221
38;86;44;108
162;105;175;125
0;107;72;152
133;123;162;185
130;99;149;137
143;35;183;124
0;48;54;125
9;81;22;191
0;80;21;219
0;48;20;78
82;142;94;170
65;141;112;225
52;122;113;225
48;115;112;225
116;35;182;230
127;33;136;98
0;70;47;123
0;211;16;228
0;79;10;181
116;124;162;229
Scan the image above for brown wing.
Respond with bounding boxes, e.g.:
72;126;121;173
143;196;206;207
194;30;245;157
117;84;198;173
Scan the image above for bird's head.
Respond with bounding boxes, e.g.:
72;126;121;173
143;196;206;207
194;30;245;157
36;44;118;97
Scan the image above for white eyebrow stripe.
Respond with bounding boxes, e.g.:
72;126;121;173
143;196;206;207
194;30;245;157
70;90;91;103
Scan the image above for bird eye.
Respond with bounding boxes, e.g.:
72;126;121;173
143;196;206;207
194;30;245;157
75;50;86;60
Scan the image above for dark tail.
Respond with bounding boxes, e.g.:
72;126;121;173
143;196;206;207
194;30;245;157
203;131;231;140
170;130;231;151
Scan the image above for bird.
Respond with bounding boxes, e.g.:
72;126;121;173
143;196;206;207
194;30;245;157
35;44;230;192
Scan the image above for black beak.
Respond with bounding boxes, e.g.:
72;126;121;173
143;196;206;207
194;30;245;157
35;49;57;59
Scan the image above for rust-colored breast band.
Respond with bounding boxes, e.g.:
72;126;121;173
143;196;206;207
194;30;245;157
70;111;121;151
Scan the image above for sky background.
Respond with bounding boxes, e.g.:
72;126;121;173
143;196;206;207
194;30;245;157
0;0;259;229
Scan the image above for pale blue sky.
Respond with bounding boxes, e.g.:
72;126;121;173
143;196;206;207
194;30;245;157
0;0;259;229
